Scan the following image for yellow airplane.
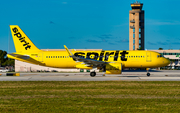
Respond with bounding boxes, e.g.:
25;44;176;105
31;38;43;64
7;25;170;77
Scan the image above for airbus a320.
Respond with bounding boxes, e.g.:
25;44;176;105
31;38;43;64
7;25;170;77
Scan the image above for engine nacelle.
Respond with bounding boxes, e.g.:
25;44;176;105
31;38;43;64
75;64;93;69
105;63;122;74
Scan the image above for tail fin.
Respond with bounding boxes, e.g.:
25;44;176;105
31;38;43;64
10;25;41;53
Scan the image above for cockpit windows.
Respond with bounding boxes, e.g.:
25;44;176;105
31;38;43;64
157;54;164;58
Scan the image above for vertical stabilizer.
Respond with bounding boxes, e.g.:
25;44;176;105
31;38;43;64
10;25;41;53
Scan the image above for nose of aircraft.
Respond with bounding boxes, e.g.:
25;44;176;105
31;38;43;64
164;58;170;66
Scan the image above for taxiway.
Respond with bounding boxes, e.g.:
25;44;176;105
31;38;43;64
0;70;180;81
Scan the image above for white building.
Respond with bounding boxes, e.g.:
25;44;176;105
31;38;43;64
152;50;180;67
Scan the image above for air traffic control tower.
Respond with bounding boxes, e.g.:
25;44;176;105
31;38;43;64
129;1;144;50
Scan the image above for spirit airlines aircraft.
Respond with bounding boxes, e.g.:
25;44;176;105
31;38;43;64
7;25;170;77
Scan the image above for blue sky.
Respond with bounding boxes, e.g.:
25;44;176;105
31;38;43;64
1;0;180;52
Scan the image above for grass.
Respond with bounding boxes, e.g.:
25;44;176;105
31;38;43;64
0;81;180;112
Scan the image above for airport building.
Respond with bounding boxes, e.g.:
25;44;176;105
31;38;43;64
151;50;180;69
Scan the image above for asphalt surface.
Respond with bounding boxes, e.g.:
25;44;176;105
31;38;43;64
1;70;180;81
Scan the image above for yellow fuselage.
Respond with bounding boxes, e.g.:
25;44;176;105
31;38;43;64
8;50;170;69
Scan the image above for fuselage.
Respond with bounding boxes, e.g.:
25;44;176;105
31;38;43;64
9;50;170;69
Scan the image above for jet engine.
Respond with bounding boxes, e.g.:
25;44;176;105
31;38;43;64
105;63;122;74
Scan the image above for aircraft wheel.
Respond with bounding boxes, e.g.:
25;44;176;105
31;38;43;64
90;72;96;77
147;72;150;76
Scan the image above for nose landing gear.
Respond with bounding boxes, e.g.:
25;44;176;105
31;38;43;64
147;72;150;76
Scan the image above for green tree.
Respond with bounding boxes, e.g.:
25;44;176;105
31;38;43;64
0;50;14;67
2;59;14;66
0;50;7;67
137;47;142;50
158;48;163;50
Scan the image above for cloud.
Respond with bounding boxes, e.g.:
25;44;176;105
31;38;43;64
116;39;129;43
101;39;107;42
101;34;112;37
98;34;113;39
97;34;113;42
157;42;168;45
147;42;156;45
86;39;100;43
62;2;67;4
114;23;129;27
172;42;180;45
68;37;75;39
121;39;129;43
50;21;55;24
146;19;180;25
108;42;116;45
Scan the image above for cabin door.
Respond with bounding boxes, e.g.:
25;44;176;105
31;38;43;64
38;53;43;62
146;52;151;62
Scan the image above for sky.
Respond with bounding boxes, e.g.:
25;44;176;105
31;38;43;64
1;0;180;53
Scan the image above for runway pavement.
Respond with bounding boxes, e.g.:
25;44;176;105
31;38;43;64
0;70;180;81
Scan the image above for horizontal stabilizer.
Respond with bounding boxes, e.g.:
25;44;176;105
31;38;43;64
7;53;45;66
8;53;30;60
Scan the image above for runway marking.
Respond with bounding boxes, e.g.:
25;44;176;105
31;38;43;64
22;74;38;76
28;77;32;80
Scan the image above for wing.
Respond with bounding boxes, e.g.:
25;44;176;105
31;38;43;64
64;45;108;67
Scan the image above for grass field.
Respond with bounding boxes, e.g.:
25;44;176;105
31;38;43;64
0;81;180;113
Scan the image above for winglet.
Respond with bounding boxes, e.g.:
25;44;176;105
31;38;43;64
64;45;73;56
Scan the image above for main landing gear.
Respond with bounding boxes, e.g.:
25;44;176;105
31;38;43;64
90;71;96;77
146;68;150;76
